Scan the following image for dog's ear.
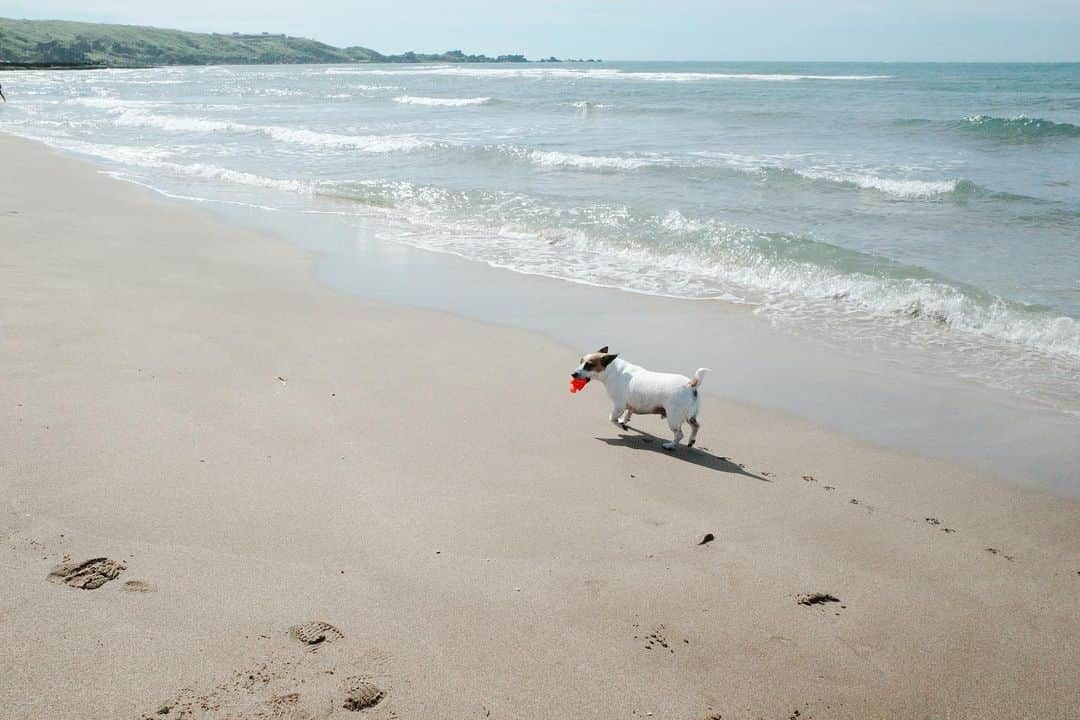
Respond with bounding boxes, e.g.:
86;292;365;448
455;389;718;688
600;353;618;367
596;346;609;354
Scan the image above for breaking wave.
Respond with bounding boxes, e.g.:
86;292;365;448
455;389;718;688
91;106;436;153
480;146;969;196
510;148;658;171
958;115;1080;141
696;152;974;199
789;168;969;198
393;95;492;106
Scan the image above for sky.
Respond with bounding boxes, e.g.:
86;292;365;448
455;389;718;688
2;1;1079;62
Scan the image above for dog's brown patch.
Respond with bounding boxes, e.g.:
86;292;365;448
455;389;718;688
628;405;666;417
581;354;603;372
581;351;618;373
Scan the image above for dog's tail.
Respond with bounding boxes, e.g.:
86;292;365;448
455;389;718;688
690;368;711;389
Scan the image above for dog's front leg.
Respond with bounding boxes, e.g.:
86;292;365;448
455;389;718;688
610;405;628;430
619;408;633;430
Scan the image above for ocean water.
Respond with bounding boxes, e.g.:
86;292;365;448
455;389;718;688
2;62;1079;415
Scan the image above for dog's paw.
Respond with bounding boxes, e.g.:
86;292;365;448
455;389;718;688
662;442;677;451
619;422;629;431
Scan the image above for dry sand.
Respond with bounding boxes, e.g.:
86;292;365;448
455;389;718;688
1;134;1078;719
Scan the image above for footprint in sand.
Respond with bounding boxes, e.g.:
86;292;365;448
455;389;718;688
639;624;683;654
122;580;156;593
926;517;958;534
289;621;345;647
47;558;125;589
143;625;391;719
804;476;838;492
342;678;385;710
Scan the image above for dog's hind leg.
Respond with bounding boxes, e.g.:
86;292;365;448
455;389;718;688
662;422;684;451
687;416;700;447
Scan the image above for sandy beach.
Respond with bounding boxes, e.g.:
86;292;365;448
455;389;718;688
1;134;1078;719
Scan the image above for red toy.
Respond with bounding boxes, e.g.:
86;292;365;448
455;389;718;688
570;377;589;394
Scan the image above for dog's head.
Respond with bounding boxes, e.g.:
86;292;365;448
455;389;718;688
571;346;618;384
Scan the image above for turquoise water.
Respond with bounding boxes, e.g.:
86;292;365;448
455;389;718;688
2;62;1079;413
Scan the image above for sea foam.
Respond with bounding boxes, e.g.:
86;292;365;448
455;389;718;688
520;148;657;170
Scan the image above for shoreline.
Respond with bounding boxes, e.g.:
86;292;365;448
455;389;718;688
142;169;1080;498
2;134;1078;718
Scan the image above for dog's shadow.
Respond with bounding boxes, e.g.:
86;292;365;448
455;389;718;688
597;426;770;481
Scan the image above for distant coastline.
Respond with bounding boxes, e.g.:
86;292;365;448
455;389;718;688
0;61;148;70
0;17;599;68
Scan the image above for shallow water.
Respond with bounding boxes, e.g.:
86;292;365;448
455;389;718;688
2;61;1079;416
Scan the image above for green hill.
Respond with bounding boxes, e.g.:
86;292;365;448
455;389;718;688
0;18;528;67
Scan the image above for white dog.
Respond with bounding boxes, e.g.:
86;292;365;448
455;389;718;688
571;347;710;450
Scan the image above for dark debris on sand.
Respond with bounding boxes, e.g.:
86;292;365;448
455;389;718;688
797;592;841;606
